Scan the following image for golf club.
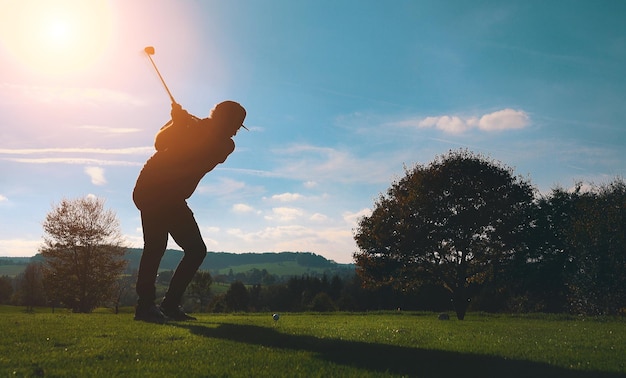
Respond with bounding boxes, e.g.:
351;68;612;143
143;46;248;130
144;46;176;104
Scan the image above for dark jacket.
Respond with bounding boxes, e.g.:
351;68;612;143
133;117;235;210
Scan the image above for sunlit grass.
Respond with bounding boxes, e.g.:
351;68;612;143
1;306;624;377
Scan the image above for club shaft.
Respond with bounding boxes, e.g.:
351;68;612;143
146;54;176;104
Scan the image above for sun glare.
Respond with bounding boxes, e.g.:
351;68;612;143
0;0;112;76
46;17;73;48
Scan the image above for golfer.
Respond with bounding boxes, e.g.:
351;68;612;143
133;101;247;323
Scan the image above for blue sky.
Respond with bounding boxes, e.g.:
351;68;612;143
1;0;624;263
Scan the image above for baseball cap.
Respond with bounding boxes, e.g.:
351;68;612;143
212;101;248;130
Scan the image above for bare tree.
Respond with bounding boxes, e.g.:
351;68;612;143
40;196;127;313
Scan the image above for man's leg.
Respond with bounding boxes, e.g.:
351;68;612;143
135;208;169;307
161;203;207;312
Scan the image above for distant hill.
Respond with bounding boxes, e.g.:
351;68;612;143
1;250;355;279
125;249;355;278
0;257;33;277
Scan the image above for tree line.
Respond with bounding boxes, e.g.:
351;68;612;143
1;149;623;317
353;149;625;319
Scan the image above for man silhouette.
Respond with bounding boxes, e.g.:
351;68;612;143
133;101;247;323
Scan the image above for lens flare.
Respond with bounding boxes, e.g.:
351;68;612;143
0;0;113;76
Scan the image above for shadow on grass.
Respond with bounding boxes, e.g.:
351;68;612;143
174;322;623;378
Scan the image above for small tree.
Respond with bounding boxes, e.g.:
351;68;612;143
0;275;14;304
224;281;249;312
187;270;213;311
40;196;127;313
354;149;535;319
14;262;46;311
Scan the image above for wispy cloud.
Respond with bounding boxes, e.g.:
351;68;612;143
77;125;142;134
272;144;400;185
0;147;152;166
1;157;143;166
4;157;141;166
197;178;247;196
0;194;7;203
395;108;530;135
0;82;146;106
0;147;152;155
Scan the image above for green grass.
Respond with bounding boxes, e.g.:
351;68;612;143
1;306;624;377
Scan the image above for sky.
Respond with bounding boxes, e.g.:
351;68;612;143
1;0;625;264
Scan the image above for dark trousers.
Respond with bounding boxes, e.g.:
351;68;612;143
135;202;207;307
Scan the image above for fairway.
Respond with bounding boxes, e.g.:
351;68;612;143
1;307;624;377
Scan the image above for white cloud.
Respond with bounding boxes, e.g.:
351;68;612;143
85;166;106;185
0;194;7;203
399;108;530;135
419;115;470;134
271;192;303;202
310;213;328;222
343;208;372;225
266;207;304;222
232;203;255;213
477;109;529;131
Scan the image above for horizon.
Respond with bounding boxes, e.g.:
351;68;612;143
0;248;357;266
2;1;625;264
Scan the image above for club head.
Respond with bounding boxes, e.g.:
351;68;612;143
144;46;155;55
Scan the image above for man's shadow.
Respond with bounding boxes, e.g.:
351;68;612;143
174;322;622;378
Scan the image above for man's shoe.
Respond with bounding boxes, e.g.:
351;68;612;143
134;303;168;324
160;305;197;321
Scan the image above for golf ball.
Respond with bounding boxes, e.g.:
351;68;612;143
272;313;280;321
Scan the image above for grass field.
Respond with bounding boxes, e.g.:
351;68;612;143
0;265;26;277
1;306;624;377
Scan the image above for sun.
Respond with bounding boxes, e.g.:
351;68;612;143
0;0;112;76
45;16;74;48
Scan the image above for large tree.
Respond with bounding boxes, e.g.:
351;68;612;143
40;196;127;313
354;149;535;319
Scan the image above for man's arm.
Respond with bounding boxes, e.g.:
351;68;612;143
154;104;193;152
201;138;235;173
